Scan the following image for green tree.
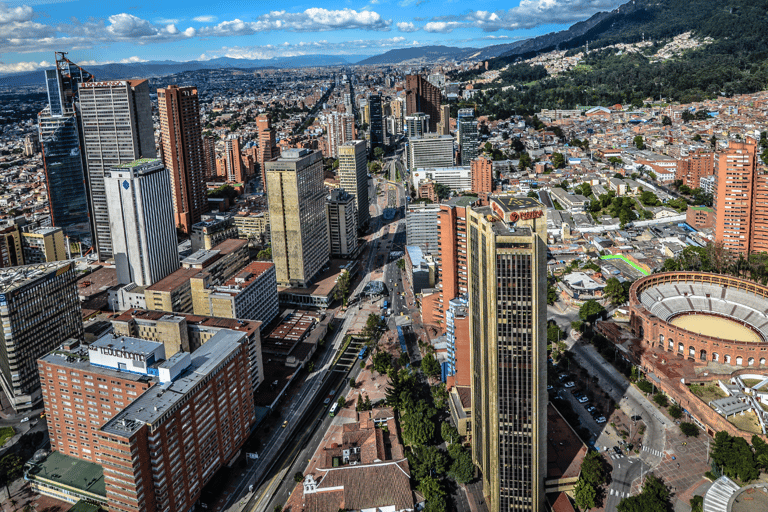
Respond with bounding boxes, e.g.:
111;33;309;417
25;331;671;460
373;147;385;160
680;422;699;437
617;475;670;512
519;151;532;170
653;393;669;407
604;277;629;305
419;475;447;512
690;495;703;512
434;183;451;200
547;280;559;305
294;472;304;483
441;422;460;444
668;404;683;419
421;353;442;379
401;400;437;447
711;431;760;483
334;270;352;307
396;258;406;271
662;116;672;126
633;135;646;150
449;449;474;484
547;322;565;344
256;246;272;261
574;478;598;510
411;446;448;480
0;454;22;500
372;352;393;375
336;397;345;409
551;152;566;169
580;451;607;488
579;300;606;323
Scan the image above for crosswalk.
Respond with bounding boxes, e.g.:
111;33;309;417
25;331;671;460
610;488;629;498
609;452;625;460
641;445;664;457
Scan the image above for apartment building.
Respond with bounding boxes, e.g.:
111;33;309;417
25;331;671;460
406;75;441;132
337;140;369;230
405;203;441;254
190;215;239;252
326;189;359;259
714;139;758;254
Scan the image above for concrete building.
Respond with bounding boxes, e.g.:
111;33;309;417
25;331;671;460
406;203;441;254
337;140;370;230
158;85;208;233
404;245;435;293
257;114;279;189
677;150;714;189
105;159;179;287
202;135;217;180
39;57;92;244
0;261;82;412
446;296;470;388
21;227;66;263
79;79;156;260
700;175;715;195
411;166;471;192
405;113;429;138
406;75;441;132
35;330;256;512
0;224;23;268
326;189;359;259
266;148;329;287
233;211;270;244
111;309;264;389
326;112;356;159
192;261;279;332
218;135;245;183
714;139;759;254
467;196;547;512
407;135;455;172
437;104;451;136
190;215;239;252
457;109;479;166
368;92;385;149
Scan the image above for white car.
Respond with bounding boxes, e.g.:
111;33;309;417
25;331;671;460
586;405;596;413
595;416;607;424
563;381;575;388
19;417;29;423
577;396;589;403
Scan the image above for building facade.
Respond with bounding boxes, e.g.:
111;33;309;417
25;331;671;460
714;139;759;254
677;150;714;189
326;189;359;259
411;166;472;192
218;136;245;183
458;109;479;166
105;159;179;287
337;140;370;230
467;197;547;512
405;113;429;138
367;92;385;149
266;149;329;287
326;112;356;159
21;227;66;264
190;215;239;252
437;104;451;136
0;262;83;411
78;79;156;260
405;75;441;133
407;135;455;172
405;203;441;254
158;85;208;233
471;156;493;203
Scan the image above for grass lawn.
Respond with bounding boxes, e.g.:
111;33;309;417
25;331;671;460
729;411;763;435
690;384;727;402
0;426;14;447
742;378;765;388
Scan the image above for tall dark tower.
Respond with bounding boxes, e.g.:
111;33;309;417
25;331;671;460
405;74;442;133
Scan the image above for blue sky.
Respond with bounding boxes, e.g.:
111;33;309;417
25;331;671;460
0;0;625;73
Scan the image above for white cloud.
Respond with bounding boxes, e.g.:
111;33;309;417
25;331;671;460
0;3;33;24
201;8;391;35
200;36;412;60
0;59;50;74
193;15;216;23
467;0;622;32
423;21;460;33
120;56;148;63
396;21;417;32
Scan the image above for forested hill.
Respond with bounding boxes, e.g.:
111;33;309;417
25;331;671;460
457;0;768;118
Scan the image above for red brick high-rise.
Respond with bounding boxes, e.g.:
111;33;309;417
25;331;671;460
158;85;208;232
714;139;758;254
405;75;441;133
471;156;493;205
257;114;279;190
220;136;245;183
202;135;217;180
677;150;714;189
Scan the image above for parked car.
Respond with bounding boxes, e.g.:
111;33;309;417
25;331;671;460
323;398;331;405
595;416;607;424
564;381;575;388
613;446;622;455
577;396;589;404
586;405;596;413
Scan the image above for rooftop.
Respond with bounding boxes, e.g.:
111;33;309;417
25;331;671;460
0;261;73;295
144;267;199;292
101;329;246;437
445;195;477;208
90;333;163;359
26;451;106;500
112;309;260;337
491;195;543;212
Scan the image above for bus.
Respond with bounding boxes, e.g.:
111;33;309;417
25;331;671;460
383;300;389;310
358;347;368;360
329;402;339;417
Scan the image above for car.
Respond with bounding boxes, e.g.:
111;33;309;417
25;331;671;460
577;396;589;403
282;420;288;428
329;389;336;396
563;381;575;388
547;385;553;391
631;415;643;421
19;417;29;423
595;416;607;424
323;398;331;405
613;446;622;455
586;406;596;413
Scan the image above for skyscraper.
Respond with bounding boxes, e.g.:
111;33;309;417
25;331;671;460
78;79;156;260
257;114;279;189
368;92;385;149
337;140;370;230
38;54;93;245
202;135;217;180
219;135;245;183
326;189;359;259
406;75;442;132
714;139;758;254
326;112;356;158
158;85;208;233
105;159;179;287
437;104;451;136
266;149;329;287
472;156;494;204
406;113;430;138
467;196;547;512
458;109;479;165
0;261;83;412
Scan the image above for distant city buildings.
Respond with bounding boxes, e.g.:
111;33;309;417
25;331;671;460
218;135;245;183
158;85;208;233
266;148;329;287
405;113;429;138
325;112;356;159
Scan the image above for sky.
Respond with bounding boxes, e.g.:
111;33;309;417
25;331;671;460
0;0;626;74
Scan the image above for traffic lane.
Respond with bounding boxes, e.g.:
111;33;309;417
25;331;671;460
605;458;647;512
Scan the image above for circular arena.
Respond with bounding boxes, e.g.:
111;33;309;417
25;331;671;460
629;272;768;367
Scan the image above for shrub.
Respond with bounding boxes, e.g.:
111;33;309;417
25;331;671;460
653;393;669;407
637;380;654;393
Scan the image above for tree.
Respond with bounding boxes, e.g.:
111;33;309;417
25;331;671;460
551;152;566;169
421;353;442;379
336;397;345;410
711;431;760;483
519;151;532;170
418;476;447;512
294;472;305;483
618;475;670;512
372;351;393;375
441;422;460;444
547;280;559;305
662;115;672;126
579;300;606;323
668;404;683;419
334;270;351;307
574;478;598;510
373;147;385;160
396;258;406;271
0;454;22;500
580;451;607;488
401;400;437;447
433;183;451;200
680;422;699;437
449;449;474;484
349;377;356;388
653;393;669;407
411;446;447;481
604;277;629;305
257;246;272;261
633;135;646;150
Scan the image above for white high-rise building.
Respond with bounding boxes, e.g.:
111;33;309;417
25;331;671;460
78;79;156;260
105;159;179;287
337;140;370;230
326;112;356;158
407;135;455;171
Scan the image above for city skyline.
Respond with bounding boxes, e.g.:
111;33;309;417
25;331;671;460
0;0;627;74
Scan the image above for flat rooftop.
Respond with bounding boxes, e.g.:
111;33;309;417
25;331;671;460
262;309;319;355
491;196;543;212
0;261;73;294
113;309;261;336
277;259;354;299
27;451;106;499
547;403;587;481
145;267;200;292
100;329;245;437
219;261;275;290
90;333;163;358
